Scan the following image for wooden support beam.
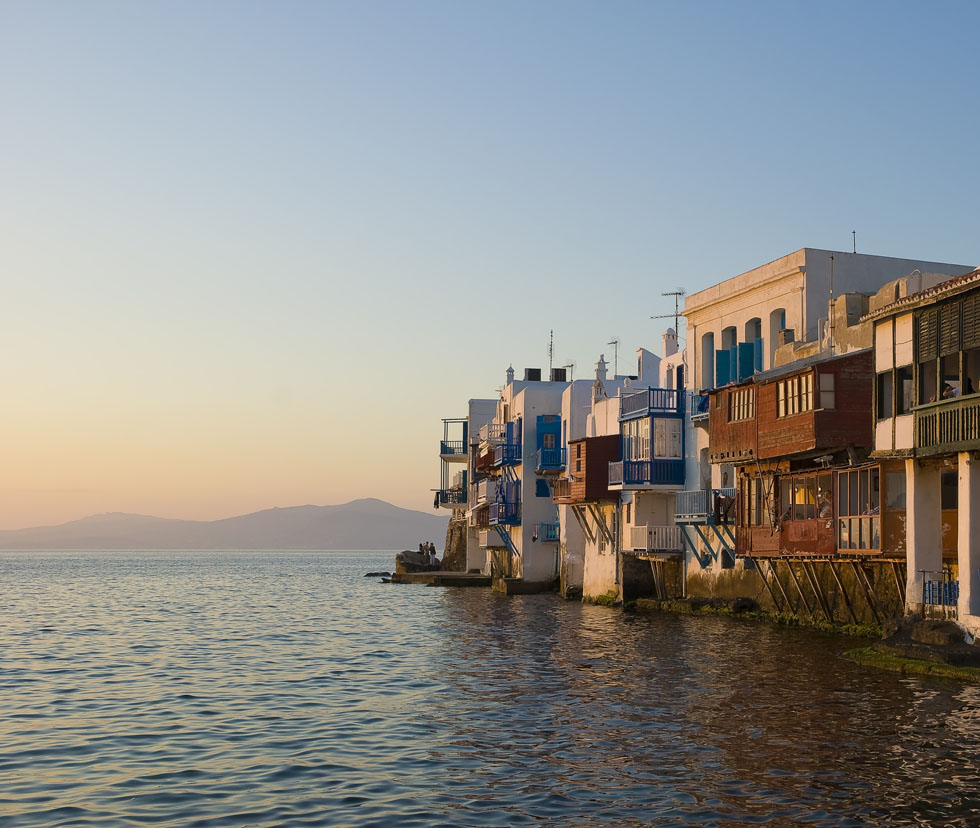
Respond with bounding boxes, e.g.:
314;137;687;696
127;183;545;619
802;561;834;622
849;561;883;626
754;558;783;612
586;503;614;545
766;559;794;613
828;561;859;625
570;505;596;544
890;560;907;609
785;560;816;618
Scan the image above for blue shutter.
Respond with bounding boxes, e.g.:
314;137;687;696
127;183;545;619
536;479;550;498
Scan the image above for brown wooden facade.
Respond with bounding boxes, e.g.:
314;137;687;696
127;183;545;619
553;435;620;504
709;351;873;465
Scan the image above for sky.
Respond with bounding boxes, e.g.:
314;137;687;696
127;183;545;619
1;1;979;529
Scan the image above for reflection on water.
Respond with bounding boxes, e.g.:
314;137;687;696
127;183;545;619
1;551;978;827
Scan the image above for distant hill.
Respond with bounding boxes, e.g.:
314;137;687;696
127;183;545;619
0;499;450;551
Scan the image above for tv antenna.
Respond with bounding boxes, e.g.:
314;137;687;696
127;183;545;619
563;361;575;381
548;329;554;376
651;289;686;336
607;338;619;377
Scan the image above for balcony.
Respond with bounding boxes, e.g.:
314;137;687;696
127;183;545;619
624;525;683;553
480;528;507;548
690;393;710;426
489;501;520;525
436;488;467;509
534;522;559;542
620;388;684;420
493;442;522;466
479;422;508;445
536;446;566;473
475;478;500;505
608;459;685;489
439;439;467;461
915;394;980;456
674;488;736;523
551;477;572;502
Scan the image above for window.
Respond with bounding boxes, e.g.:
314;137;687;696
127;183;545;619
653;418;682;458
542;433;556;449
886;472;906;509
576;443;582;458
622;418;650;461
877;372;893;420
941;471;957;510
895;366;914;415
836;467;880;550
777;374;815;417
919;359;938;404
535;479;550;498
576;460;582;472
819;373;835;409
778;472;828;522
625;502;631;524
728;388;754;421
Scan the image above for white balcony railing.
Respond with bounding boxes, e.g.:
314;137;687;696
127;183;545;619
627;525;683;553
476;478;500;504
478;422;508;445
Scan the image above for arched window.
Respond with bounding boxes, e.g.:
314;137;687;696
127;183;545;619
700;331;715;389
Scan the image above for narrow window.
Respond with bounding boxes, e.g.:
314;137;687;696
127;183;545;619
819;373;835;409
895;366;913;415
877;372;893;419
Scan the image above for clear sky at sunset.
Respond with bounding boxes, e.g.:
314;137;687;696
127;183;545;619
1;1;978;529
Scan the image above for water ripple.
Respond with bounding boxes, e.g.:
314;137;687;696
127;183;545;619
1;551;979;826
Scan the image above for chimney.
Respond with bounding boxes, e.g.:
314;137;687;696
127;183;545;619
505;365;515;384
778;328;795;347
595;354;608;383
663;327;678;358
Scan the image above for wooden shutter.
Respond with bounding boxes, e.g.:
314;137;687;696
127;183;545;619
918;307;938;362
939;301;961;356
962;293;980;350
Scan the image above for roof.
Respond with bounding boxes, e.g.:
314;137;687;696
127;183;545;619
862;266;980;322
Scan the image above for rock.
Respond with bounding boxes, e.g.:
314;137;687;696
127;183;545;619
731;597;760;613
364;571;391;577
911;620;966;647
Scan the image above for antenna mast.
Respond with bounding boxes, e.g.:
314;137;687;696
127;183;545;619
829;253;836;355
548;330;554;377
607;339;619;377
651;289;686;335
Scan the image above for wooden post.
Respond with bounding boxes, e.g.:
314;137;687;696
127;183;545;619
828;561;859;624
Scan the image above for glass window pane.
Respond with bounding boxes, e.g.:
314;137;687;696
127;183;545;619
849;473;859;517
806;477;816;520
838;473;848;517
781;478;791;522
871;517;880;549
860;471;869;514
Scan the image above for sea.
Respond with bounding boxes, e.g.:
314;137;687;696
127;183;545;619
1;550;979;827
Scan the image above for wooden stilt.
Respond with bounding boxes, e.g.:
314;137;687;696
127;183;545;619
890;560;907;609
766;559;794;613
828;561;859;624
802;561;834;622
754;558;783;612
850;561;883;626
785;560;816;618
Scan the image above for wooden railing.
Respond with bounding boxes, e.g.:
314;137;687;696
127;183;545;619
915;394;980;453
620;387;684;418
551;477;572;500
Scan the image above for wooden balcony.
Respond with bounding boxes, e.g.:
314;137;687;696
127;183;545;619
623;525;683;553
915;394;980;456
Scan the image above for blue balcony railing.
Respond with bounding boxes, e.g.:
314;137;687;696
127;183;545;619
690;393;710;422
536;447;566;472
493;443;522;466
924;579;959;607
620;388;684;420
609;459;685;487
535;522;559;542
489;502;521;525
440;439;466;457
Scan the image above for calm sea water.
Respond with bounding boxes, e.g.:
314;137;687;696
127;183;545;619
2;551;979;827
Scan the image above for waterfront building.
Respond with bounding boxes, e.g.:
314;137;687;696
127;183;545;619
681;250;971;603
866;266;980;636
435;400;496;571
472;367;571;586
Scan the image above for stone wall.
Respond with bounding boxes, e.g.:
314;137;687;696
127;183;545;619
687;559;904;625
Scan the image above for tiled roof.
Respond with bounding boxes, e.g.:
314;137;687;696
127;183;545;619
862;266;980;321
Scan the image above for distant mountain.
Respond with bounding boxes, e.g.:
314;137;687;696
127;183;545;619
0;499;450;551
